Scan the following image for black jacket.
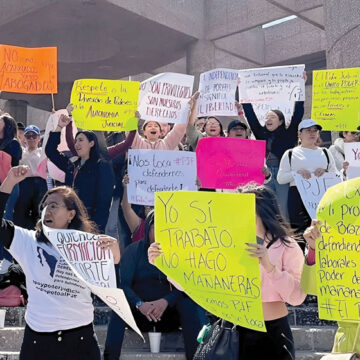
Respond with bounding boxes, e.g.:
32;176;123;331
45;132;115;232
120;238;181;308
242;101;304;166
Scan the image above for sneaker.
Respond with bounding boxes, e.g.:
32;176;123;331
0;259;12;274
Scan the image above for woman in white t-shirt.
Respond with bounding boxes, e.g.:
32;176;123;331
0;165;120;360
277;119;337;249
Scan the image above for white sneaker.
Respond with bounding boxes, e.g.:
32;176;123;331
0;259;12;274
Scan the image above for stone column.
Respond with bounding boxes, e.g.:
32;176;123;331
186;40;216;89
3;99;28;126
324;0;360;68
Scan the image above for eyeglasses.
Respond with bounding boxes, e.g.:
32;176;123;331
41;202;67;212
206;122;220;127
25;134;39;139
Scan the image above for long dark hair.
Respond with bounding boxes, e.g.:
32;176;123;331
0;113;18;150
268;109;286;130
238;184;292;248
144;210;155;246
36;186;98;241
75;130;100;160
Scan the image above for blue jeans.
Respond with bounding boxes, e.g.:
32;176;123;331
267;166;289;221
0;184;19;261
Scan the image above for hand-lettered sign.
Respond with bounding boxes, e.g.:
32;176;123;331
138;72;194;124
127;149;197;205
251;102;295;127
238;65;305;103
293;172;342;219
154;191;265;331
197;68;238;117
312;68;360;131
42;221;142;338
196;137;266;189
344;142;360;179
316;178;360;322
70;79;139;131
0;44;57;94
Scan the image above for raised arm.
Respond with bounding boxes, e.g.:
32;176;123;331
65;120;77;156
185;92;203;150
107;130;136;159
121;174;141;234
285;101;304;136
45;115;72;172
242;103;264;139
0;166;30;249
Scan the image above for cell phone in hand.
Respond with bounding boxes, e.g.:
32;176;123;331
256;236;264;245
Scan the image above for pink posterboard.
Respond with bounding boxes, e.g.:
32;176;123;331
196;137;266;189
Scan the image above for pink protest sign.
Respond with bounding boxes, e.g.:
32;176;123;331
196;137;266;189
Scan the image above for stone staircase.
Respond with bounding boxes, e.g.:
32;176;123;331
0;298;337;360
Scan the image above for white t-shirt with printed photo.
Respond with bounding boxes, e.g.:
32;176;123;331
9;226;94;332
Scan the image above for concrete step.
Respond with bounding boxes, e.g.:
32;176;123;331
0;350;332;360
0;325;336;352
2;304;336;327
0;352;186;360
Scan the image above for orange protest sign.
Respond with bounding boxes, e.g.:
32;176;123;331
0;45;57;94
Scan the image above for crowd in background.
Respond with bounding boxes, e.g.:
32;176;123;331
0;71;358;360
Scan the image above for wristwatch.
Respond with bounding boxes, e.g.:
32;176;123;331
136;300;142;309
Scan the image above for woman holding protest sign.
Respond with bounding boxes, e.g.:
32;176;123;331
277;119;337;249
45;115;115;233
149;185;306;360
132;92;199;150
329;131;359;176
0;165;120;360
302;221;360;355
240;73;307;219
185;93;226;150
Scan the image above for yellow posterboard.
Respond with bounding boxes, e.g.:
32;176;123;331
312;68;360;131
70;79;139;131
316;178;360;322
154;191;265;331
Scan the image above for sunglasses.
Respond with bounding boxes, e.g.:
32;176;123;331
25;133;39;139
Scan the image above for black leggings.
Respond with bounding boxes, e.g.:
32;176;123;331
20;323;101;360
238;316;295;360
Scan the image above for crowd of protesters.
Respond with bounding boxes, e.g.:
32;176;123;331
0;69;358;360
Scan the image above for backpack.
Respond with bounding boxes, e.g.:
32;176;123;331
288;147;330;171
0;264;27;306
0;285;25;306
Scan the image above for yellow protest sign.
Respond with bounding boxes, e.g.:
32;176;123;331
316;178;360;322
312;68;360;131
154;191;265;331
70;79;139;131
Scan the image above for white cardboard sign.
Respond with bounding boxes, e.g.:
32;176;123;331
138;72;194;124
127;149;197;205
